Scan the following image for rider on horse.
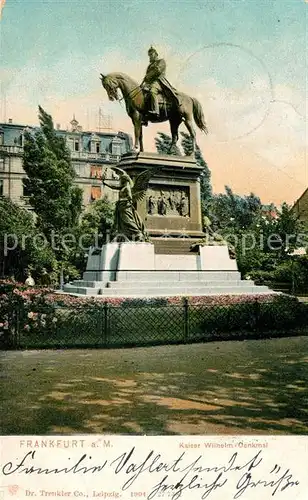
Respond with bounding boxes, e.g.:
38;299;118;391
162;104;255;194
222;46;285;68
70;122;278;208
141;46;178;119
100;47;208;152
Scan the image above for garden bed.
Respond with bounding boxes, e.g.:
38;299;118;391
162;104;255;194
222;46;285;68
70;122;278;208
1;280;308;349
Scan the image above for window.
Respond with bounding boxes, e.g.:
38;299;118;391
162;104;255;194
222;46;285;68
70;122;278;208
0;179;3;196
0;159;4;171
74;141;80;152
90;166;102;179
110;137;122;156
90;186;101;201
89;134;101;154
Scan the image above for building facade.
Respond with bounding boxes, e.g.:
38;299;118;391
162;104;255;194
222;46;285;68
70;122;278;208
293;188;308;226
0;117;132;209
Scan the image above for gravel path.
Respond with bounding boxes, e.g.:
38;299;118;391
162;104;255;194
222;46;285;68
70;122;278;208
1;336;308;435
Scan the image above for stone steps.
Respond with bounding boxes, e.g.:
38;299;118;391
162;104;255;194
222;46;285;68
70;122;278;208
63;283;271;297
83;270;242;282
71;279;256;289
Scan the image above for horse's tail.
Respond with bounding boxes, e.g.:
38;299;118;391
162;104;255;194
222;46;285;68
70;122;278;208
192;97;208;134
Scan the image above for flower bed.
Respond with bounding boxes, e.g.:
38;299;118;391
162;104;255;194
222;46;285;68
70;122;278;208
1;279;308;349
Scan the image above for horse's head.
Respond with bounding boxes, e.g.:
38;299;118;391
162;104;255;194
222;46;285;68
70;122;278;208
100;73;119;102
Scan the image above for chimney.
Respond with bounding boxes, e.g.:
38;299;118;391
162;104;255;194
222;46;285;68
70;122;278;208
8;118;13;124
56;123;61;130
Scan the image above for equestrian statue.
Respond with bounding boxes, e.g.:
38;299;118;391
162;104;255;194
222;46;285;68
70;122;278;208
100;46;208;152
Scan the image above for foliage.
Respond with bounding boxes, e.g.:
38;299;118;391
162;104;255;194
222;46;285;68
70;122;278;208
274;202;304;254
23;106;83;236
207;188;306;286
1;281;308;349
198;294;308;334
236;203;305;277
67;196;115;274
155;132;181;156
209;186;262;232
180;132;212;216
266;257;308;291
20;106;86;281
0;197;57;281
245;269;275;284
78;196;115;249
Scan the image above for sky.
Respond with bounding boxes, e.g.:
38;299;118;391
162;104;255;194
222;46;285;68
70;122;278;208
0;0;307;205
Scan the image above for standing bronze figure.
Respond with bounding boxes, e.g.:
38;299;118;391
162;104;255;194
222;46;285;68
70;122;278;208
103;167;151;241
100;46;208;152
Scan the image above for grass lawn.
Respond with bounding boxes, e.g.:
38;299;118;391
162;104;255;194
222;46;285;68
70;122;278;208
1;335;308;435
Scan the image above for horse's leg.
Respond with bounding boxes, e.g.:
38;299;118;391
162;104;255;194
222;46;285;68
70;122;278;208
169;116;181;152
184;118;196;153
139;126;144;152
131;114;141;151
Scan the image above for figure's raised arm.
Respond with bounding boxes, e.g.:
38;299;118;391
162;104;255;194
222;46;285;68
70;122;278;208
102;180;121;190
112;166;127;177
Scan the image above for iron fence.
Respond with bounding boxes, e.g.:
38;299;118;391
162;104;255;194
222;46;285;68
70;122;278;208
1;295;308;350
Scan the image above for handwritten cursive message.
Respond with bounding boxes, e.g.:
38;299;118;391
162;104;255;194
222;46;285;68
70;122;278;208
1;436;304;500
1;440;301;500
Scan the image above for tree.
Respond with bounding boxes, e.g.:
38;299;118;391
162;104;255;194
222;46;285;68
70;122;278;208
180;132;212;216
155;132;181;156
210;186;262;232
79;196;115;248
0;197;56;280
70;196;115;274
275;202;304;255
23;106;83;237
234;201;306;279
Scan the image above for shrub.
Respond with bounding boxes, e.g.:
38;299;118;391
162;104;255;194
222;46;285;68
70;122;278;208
121;297;168;308
199;294;308;335
1;280;308;348
247;270;275;283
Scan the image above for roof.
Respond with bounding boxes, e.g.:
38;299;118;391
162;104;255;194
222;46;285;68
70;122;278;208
0;121;130;139
293;187;308;208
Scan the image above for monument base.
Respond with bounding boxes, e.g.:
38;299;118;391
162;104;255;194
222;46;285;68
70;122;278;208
117;152;205;255
62;242;273;297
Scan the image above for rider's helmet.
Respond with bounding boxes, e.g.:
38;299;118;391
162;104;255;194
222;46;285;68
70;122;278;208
148;46;158;57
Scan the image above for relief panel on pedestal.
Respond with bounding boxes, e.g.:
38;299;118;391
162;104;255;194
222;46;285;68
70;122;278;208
146;185;190;217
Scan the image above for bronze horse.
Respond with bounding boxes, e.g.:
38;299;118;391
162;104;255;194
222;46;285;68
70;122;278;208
100;72;208;152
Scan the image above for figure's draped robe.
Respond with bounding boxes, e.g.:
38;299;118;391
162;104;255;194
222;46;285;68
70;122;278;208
113;195;145;240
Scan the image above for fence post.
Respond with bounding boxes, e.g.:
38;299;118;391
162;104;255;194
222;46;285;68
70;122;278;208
183;298;189;342
102;302;109;345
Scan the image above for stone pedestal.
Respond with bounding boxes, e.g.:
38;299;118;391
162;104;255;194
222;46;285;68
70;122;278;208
199;246;237;271
61;151;275;297
63;242;272;297
84;242;155;282
117;152;205;253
